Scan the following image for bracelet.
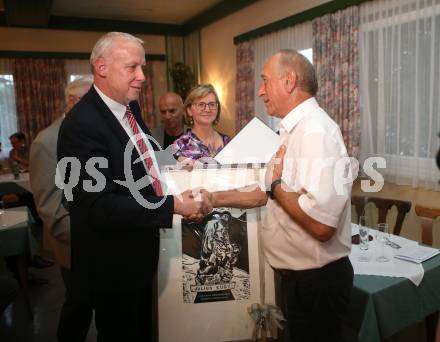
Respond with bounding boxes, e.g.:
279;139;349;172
267;179;283;199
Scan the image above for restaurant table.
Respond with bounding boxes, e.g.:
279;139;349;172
0;206;37;318
345;254;440;342
0;172;31;194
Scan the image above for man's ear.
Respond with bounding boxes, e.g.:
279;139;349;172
94;57;107;77
284;71;296;93
67;94;76;107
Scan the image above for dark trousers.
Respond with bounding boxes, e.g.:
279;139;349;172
278;256;353;342
58;267;93;342
92;283;152;342
0;274;19;313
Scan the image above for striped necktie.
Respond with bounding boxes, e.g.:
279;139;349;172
125;105;163;196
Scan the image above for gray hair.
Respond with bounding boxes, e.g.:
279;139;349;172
64;76;93;100
184;84;221;126
90;32;144;73
278;49;318;96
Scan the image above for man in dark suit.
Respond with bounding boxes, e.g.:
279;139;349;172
57;32;204;342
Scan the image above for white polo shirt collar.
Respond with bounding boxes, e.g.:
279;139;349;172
279;97;319;134
94;85;127;120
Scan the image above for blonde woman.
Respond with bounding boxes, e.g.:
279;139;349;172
172;84;230;166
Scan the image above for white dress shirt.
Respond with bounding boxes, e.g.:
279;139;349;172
261;97;352;270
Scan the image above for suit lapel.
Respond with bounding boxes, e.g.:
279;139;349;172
85;87;148;179
86;87;131;149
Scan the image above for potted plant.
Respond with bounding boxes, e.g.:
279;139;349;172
169;62;196;99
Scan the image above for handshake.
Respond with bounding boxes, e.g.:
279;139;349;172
171;144;288;221
173;189;214;221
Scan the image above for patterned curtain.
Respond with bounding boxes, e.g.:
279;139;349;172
235;40;255;133
139;61;156;128
13;58;66;143
312;6;360;157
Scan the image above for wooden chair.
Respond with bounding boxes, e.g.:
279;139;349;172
414;205;440;342
351;196;412;235
414;204;440;246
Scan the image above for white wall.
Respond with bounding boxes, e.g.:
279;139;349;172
200;0;331;137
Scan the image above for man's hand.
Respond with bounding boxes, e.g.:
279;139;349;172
265;145;287;190
173;190;201;219
173;188;213;221
198;188;214;215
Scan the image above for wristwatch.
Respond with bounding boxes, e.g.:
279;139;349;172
267;179;283;199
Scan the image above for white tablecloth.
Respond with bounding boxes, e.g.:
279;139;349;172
0;206;28;231
350;224;424;286
0;172;31;192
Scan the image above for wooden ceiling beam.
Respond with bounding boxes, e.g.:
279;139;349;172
4;0;52;27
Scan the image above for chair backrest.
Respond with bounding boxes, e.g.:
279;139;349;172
415;204;440;246
351;196;412;235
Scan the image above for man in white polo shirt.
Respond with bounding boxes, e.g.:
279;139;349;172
204;49;353;342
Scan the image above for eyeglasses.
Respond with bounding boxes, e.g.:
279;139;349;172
193;102;218;111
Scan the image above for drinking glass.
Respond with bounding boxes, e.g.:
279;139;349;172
358;216;371;262
376;223;390;262
358;216;369;250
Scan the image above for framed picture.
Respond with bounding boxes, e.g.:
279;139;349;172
158;166;275;342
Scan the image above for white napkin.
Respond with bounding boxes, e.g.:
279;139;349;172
0;209;28;231
350;225;424;286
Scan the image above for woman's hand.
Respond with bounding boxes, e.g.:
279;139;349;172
177;156;195;171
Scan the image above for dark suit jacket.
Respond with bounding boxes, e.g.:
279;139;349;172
57;86;174;293
150;125;188;150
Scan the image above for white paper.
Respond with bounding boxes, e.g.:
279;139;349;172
215;117;280;164
394;245;440;264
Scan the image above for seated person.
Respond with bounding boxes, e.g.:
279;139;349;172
9;132;29;172
4;132;53;278
0;142;9;173
172;84;230;167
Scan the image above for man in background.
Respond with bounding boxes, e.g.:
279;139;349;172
150;92;185;149
30;77;93;342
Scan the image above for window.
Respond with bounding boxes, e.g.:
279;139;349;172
253;21;313;131
300;48;313;64
359;0;440;189
65;59;92;84
0;74;18;156
69;74;91;83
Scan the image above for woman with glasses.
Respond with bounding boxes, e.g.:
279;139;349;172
172;84;230;167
